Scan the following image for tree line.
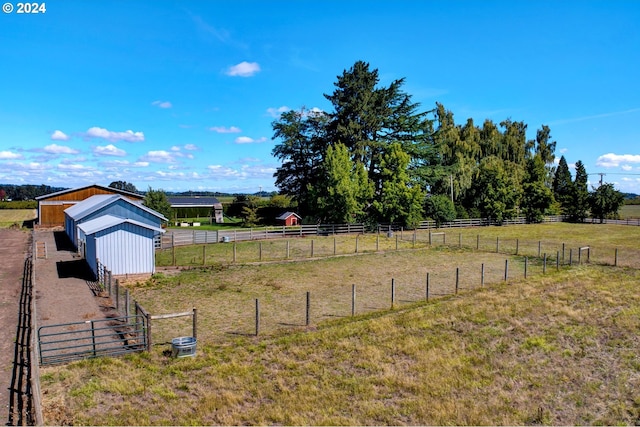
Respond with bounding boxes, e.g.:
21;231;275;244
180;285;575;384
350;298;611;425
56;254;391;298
271;60;624;227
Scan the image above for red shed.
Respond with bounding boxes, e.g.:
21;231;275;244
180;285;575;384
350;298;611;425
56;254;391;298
276;211;302;226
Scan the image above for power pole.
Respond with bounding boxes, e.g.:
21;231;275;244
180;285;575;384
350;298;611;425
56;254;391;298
597;173;605;187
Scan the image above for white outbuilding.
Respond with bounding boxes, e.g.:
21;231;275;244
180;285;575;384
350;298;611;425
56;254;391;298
77;215;165;278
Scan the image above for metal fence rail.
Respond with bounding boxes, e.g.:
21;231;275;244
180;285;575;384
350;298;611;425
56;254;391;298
38;315;146;365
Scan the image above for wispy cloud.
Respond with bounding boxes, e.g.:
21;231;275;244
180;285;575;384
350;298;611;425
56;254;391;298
266;106;290;118
84;127;145;143
50;130;70;141
43;144;79;155
139;150;178;163
226;61;260;77
0;150;23;160
234;136;267;144
596;153;640;168
152;100;172;109
209;126;241;133
549;108;640;126
93;144;127;157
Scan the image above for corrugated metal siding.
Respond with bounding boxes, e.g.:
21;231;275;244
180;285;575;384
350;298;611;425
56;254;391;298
94;223;156;275
85;234;98;277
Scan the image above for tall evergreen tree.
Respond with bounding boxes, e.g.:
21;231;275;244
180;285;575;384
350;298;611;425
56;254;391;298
324;60;434;193
567;160;589;222
552;156;573;213
468;156;521;224
271;108;329;217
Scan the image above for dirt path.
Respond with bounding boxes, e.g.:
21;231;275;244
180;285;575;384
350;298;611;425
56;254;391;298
0;229;30;421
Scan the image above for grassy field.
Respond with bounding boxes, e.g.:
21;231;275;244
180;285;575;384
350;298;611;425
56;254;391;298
619;204;640;219
0;209;36;228
39;223;640;425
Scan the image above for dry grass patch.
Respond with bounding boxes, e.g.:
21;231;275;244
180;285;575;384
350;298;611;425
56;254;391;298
41;265;640;425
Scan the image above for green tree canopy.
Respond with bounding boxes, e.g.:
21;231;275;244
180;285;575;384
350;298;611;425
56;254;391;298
316;143;373;224
143;188;172;221
424;194;456;228
552;156;573;213
109;181;138;193
590;183;624;223
521;155;554;223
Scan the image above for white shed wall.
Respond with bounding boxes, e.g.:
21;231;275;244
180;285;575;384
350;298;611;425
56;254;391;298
94;224;156;275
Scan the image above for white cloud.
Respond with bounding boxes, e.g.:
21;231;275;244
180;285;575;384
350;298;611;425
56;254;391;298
234;136;267;144
100;160;149;168
139;150;177;163
0;151;23;160
207;165;243;178
184;144;198;151
93;144;127;157
58;163;93;171
170;146;181;152
152;100;172;109
622;165;633;171
43;144;79;155
266;106;290;118
50;130;70;141
209;126;241;133
596;153;640;168
226;61;261;77
240;164;277;178
84;127;145;142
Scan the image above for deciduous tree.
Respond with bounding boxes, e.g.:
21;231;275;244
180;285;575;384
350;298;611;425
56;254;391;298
590;183;624;223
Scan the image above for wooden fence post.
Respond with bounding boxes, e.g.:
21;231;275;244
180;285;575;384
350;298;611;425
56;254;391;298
504;259;509;281
556;251;560;271
202;245;206;266
391;278;395;308
192;308;197;339
458;233;461;248
426;273;430;302
334;237;337;255
496;237;499;253
543;253;547;274
615;248;618;266
413;230;416;248
516;239;519;255
481;263;485;287
255;299;260;336
233;243;237;263
477;234;480;250
376;234;379;251
287;240;290;259
351;285;356;317
396;235;399;250
305;291;310;326
455;268;459;294
355;235;359;253
311;240;314;257
538;241;541;257
562;243;565;262
524;257;528;279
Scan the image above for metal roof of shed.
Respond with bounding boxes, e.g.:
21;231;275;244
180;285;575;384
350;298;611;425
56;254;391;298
36;183;143;200
77;214;165;235
65;194;167;221
168;196;222;207
276;211;301;220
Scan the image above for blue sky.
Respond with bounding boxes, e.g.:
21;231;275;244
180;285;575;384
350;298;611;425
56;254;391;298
1;0;639;194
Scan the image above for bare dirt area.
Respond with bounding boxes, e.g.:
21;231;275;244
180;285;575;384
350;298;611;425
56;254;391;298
0;228;30;421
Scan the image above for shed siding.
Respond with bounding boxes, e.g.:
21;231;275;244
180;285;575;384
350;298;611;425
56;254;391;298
94;224;156;276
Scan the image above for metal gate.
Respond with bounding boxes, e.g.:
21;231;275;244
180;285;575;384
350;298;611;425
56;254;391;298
38;315;147;365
